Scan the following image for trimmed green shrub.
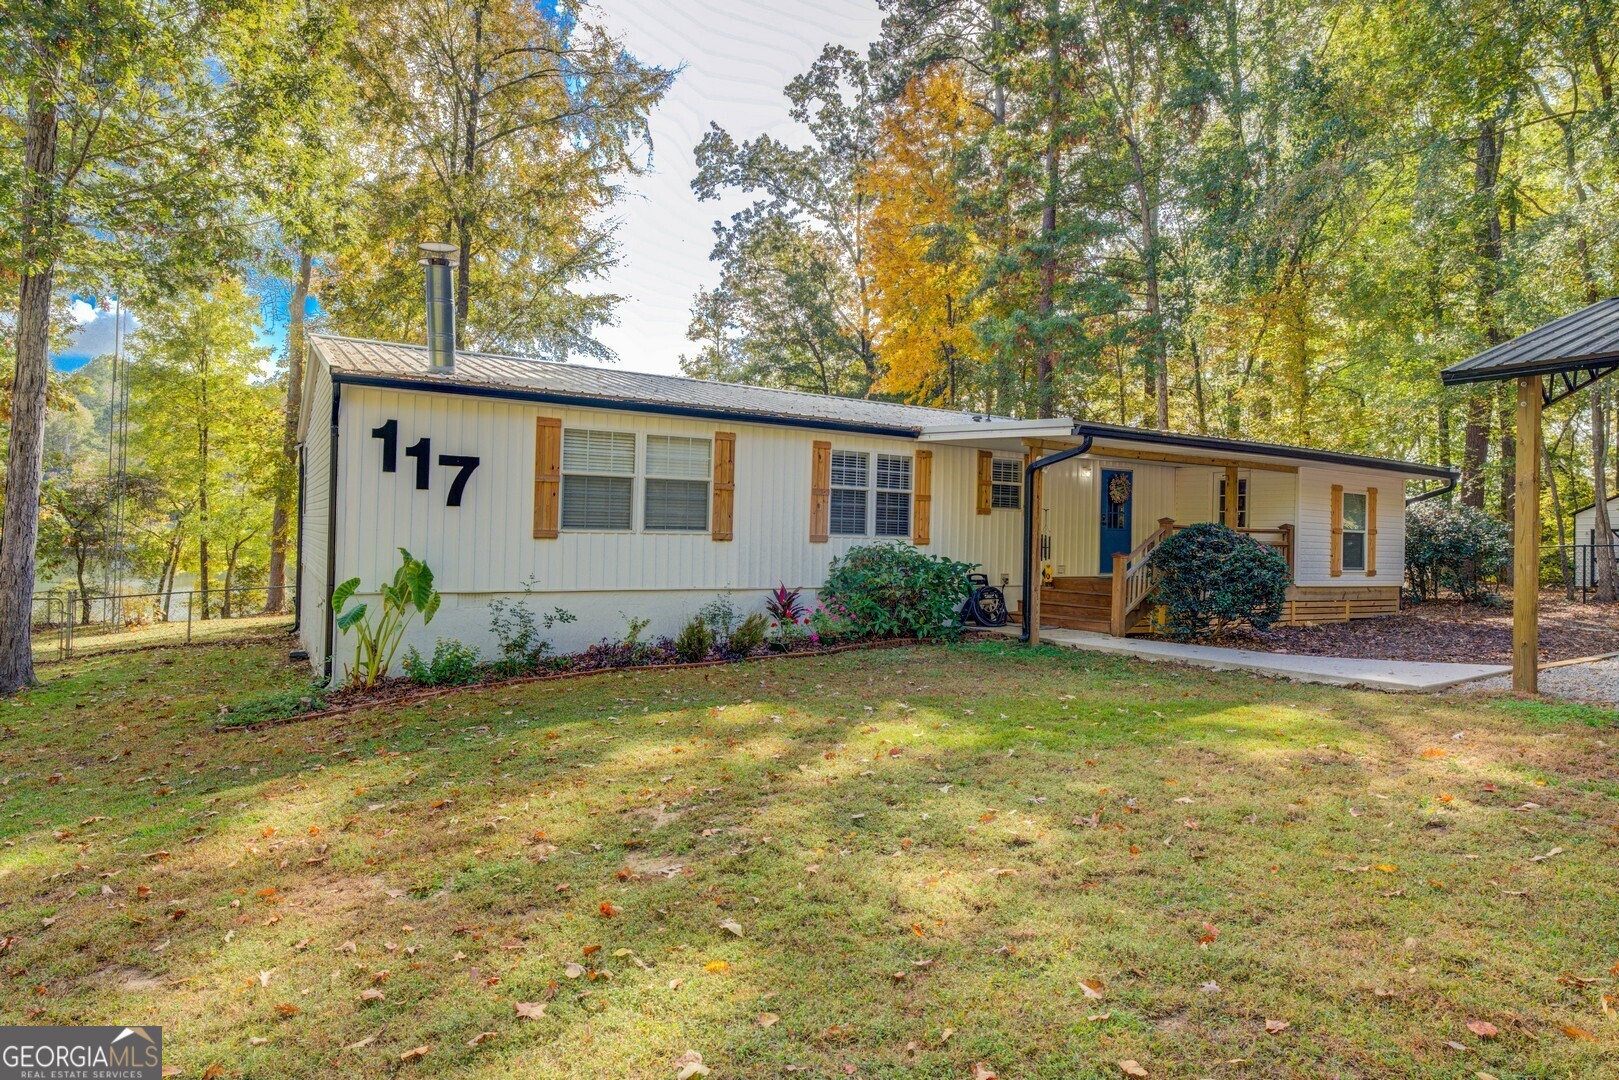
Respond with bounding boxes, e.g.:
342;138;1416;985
673;616;714;662
1147;522;1290;640
403;638;482;686
1405;501;1509;602
821;543;974;640
728;612;770;654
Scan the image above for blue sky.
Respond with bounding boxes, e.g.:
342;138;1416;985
52;0;885;378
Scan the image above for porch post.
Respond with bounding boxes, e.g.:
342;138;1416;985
1513;376;1541;693
1026;446;1043;646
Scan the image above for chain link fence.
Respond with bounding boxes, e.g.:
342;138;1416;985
31;585;296;662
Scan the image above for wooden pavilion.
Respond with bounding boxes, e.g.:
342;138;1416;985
1440;297;1619;693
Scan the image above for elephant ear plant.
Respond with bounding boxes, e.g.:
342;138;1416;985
332;548;442;689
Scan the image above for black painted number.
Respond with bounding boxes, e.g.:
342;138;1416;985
439;455;480;507
371;418;398;472
404;437;431;490
372;419;477;508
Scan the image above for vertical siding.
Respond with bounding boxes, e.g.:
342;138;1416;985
330;387;1025;659
1170;466;1297;530
296;361;333;670
1295;465;1409;587
1045;458;1174;576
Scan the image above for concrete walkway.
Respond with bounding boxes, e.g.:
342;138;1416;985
1021;627;1509;692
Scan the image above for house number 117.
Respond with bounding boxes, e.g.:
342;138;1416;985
371;419;481;507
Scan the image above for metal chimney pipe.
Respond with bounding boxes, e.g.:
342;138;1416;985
419;241;459;372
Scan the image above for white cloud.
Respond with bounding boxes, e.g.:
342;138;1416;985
59;298;137;365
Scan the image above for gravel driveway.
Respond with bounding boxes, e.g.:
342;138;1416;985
1464;656;1619;705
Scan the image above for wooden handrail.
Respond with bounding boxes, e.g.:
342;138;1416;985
1109;517;1176;636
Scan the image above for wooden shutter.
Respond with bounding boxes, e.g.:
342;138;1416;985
810;440;831;543
977;450;993;514
1329;483;1343;577
711;431;736;541
1365;487;1378;577
533;416;561;539
913;450;932;546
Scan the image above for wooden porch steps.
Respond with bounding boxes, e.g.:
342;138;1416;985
1039;577;1113;633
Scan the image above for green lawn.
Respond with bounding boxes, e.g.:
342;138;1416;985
1;636;1614;1078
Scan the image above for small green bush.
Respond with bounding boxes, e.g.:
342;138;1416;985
1405;501;1509;602
403;638;483;686
696;595;740;647
673;616;714;662
488;586;575;676
728;612;770;654
821;543;974;640
1147;522;1290;640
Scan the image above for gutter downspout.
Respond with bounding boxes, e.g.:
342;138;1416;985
292;446;305;635
1405;470;1460;505
322;382;342;684
1020;435;1095;642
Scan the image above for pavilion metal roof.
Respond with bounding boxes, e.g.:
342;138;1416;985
1440;298;1619;403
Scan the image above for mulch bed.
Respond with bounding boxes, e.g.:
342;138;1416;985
216;635;948;732
1208;592;1619;665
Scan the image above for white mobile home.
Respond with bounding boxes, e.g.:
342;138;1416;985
294;333;1454;682
1571;497;1619;587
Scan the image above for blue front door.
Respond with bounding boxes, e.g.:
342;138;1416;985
1099;469;1133;572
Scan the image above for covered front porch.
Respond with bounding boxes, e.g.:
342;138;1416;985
920;418;1439;641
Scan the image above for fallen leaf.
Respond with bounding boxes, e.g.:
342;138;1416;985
1079;977;1106;1000
467;1031;496;1047
1265;1019;1290;1034
939;1026;955;1043
1561;1024;1597;1041
972;1064;998;1080
705;960;729;974
1198;921;1219;945
1117;1061;1149;1077
343;1035;377;1051
1466;1020;1499;1038
564;963;585;979
1529;847;1564;863
719;919;743;937
598;902;621;918
399;1045;429;1062
675;1049;711;1079
756;1013;779;1027
514;1001;547;1020
359;988;384;1002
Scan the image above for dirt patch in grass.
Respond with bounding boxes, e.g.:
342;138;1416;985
1215;592;1619;663
1;636;1614;1078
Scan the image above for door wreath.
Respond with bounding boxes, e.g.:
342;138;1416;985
1108;473;1132;506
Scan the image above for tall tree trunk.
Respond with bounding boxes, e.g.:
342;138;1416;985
1461;115;1506;511
264;251;311;614
1035;2;1061;419
1460;392;1491;508
1593;386;1618;600
1542;438;1572;600
0;89;60;694
197;348;211;620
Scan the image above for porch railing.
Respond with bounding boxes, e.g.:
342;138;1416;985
1110;517;1177;636
1108;520;1295;637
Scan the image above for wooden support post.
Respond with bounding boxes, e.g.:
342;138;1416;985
1110;552;1128;637
1224;465;1240;527
1027;458;1044;646
1513;376;1541;693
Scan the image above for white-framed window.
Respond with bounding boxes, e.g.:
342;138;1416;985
1341;491;1368;571
874;453;912;537
829;450;869;536
561;429;636;531
991;458;1022;509
1217;475;1249;528
644;435;711;532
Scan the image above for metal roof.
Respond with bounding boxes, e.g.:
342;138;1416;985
1441;298;1619;390
310;334;996;436
308;334;1451;477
